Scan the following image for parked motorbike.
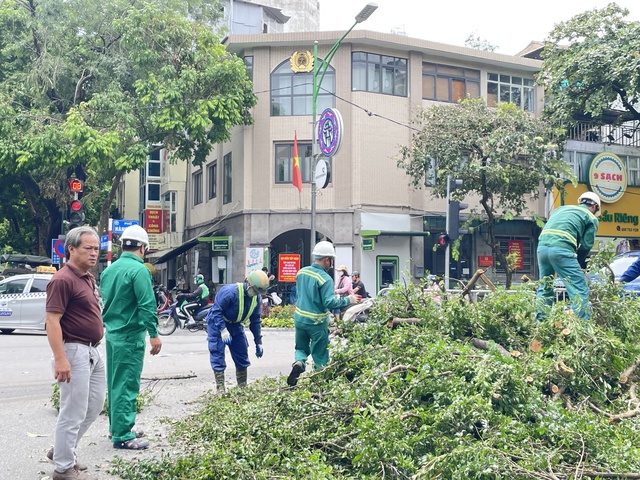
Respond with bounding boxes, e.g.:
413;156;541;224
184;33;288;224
154;283;171;314
157;293;212;336
342;298;375;323
260;286;282;318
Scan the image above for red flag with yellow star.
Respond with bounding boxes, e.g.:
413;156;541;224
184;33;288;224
292;131;302;192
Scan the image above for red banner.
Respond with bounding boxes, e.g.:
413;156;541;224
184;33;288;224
508;240;524;270
278;253;300;282
478;255;493;267
145;209;163;234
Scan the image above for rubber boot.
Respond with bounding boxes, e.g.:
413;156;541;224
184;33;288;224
214;370;226;394
236;368;248;388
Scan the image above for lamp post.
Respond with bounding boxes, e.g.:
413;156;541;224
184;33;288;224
310;3;378;250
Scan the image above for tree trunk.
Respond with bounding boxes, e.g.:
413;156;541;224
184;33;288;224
99;171;124;235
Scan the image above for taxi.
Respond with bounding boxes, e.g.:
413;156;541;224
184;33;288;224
0;273;52;334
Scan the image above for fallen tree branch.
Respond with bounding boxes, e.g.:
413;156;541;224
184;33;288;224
621;357;640;383
387;318;421;328
587;400;640;421
141;373;197;381
470;338;511;358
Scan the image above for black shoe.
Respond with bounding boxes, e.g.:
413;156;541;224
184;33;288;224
287;361;304;386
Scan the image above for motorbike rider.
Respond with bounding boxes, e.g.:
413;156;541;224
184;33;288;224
205;269;270;393
181;274;210;326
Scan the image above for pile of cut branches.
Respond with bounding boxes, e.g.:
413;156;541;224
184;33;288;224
113;279;640;479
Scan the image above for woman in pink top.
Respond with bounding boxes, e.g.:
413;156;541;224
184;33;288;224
334;265;353;319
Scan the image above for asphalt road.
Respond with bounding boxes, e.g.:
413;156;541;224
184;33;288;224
0;327;295;480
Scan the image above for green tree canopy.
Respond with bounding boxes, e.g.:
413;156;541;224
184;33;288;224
540;3;640;127
0;0;256;255
398;99;570;287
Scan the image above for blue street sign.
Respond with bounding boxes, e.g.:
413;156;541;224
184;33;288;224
100;235;109;251
112;219;139;235
52;239;65;264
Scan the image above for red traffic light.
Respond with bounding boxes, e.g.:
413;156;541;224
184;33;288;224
70;199;83;211
437;234;450;246
69;179;84;193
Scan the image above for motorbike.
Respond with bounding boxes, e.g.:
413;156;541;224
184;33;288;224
154;283;171;314
157;293;212;336
260;286;282;318
342;298;375;323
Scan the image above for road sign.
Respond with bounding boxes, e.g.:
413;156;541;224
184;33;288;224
112;219;140;235
52;239;65;264
100;235;109;251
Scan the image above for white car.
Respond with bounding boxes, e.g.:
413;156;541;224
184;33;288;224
0;273;52;334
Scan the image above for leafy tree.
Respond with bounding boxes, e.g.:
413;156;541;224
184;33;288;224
464;32;498;52
398;98;570;288
0;0;256;255
539;3;640;126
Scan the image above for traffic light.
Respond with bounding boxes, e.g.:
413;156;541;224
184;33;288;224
447;177;468;241
68;179;84;230
437;233;450;248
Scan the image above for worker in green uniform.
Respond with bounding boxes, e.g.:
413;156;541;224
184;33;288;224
100;225;161;450
536;191;600;321
287;241;360;386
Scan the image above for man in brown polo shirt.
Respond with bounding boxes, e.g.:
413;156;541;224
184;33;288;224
45;226;104;480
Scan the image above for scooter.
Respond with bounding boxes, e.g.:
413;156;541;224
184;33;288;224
157;294;212;336
154;283;170;313
342;298;375;322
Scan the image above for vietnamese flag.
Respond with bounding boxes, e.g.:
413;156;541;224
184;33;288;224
292;131;302;192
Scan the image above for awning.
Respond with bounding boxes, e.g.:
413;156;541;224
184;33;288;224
360;230;430;237
149;225;223;265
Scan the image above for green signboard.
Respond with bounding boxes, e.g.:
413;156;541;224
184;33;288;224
199;236;232;251
362;238;375;251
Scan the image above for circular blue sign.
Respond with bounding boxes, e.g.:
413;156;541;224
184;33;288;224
53;240;65;257
317;108;343;157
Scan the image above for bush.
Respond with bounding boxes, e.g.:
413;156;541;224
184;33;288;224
261;304;294;328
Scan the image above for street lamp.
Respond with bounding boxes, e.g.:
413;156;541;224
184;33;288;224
310;2;378;251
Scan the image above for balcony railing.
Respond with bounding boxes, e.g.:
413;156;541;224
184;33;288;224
567;122;640;147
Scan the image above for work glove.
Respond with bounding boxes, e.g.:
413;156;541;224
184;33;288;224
255;343;264;358
220;328;232;345
348;294;361;305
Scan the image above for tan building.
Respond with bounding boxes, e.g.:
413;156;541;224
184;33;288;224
162;29;551;298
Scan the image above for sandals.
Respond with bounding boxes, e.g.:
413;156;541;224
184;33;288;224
108;429;144;440
113;437;149;450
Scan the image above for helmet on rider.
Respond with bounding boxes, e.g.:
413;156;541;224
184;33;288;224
312;241;336;259
194;274;204;285
120;225;150;248
246;270;270;297
578;191;601;217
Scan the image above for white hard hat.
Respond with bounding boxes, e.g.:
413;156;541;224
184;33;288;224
578;191;601;216
120;225;150;248
312;240;336;258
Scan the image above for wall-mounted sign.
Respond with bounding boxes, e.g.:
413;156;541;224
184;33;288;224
245;247;265;279
278;253;301;282
145;209;163;234
112;219;140;235
588;152;627;203
478;255;493;267
508;240;524;270
318;108;343;157
290;51;313;73
211;236;231;251
362;238;375;251
315;158;331;189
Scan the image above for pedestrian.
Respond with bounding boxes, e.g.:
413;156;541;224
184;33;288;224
287;241;360;387
45;226;105;480
206;269;270;393
536;191;600;321
334;264;353;319
100;225;161;450
350;271;369;299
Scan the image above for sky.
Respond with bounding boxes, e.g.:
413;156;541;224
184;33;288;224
319;0;640;55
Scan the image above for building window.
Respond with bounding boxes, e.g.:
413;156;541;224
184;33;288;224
628;156;640;187
243;56;253;82
147;149;161;177
422;63;480;102
163;191;177;233
208;161;217;200
271;60;335;116
487;73;535;112
352;52;408;97
274;142;329;184
223;152;232;204
193;170;203;206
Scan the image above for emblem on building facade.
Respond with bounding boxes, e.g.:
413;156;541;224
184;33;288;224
290;51;313;73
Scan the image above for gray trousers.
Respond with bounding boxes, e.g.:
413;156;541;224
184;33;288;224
51;343;106;472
